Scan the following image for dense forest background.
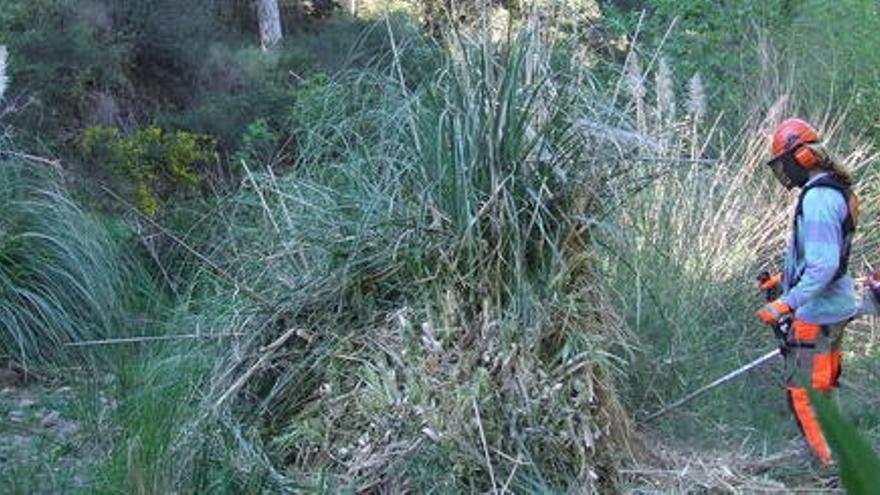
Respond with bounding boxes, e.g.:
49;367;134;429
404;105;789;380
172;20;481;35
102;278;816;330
0;1;878;493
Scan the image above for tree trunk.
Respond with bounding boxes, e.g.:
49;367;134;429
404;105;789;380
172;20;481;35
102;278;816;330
256;0;283;50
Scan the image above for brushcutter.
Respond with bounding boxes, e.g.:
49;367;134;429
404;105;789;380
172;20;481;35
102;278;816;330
643;270;880;422
643;274;792;423
642;346;783;422
642;316;791;422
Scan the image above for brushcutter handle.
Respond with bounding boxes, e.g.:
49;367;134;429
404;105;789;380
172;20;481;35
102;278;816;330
757;271;783;302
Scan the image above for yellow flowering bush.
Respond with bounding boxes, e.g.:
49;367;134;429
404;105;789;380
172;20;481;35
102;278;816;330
81;125;215;215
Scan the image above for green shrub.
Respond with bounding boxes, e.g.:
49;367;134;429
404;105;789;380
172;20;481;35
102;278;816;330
233;118;283;169
781;0;880;135
80;125;215;215
293;14;441;85
105;0;237;106
0;0;131;145
163;88;296;155
0;0;284;152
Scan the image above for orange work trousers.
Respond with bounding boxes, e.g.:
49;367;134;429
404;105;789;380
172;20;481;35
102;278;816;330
784;319;846;466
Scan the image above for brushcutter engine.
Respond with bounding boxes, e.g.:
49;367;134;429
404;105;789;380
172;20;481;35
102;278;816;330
773;315;793;354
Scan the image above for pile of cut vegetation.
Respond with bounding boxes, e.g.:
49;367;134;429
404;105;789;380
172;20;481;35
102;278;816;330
173;26;640;492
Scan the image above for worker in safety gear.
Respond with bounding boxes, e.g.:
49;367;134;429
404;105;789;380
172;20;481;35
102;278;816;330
757;118;859;466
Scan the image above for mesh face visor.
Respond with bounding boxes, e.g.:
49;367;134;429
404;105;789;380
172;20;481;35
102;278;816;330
767;150;809;190
767;154;795;189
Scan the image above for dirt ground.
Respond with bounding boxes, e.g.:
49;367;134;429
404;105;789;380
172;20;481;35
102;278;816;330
621;430;842;494
0;369;101;494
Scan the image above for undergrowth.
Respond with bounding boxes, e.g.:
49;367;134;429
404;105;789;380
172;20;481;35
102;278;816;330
3;6;880;494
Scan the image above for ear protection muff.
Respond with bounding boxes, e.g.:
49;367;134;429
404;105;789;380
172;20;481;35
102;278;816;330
794;144;818;168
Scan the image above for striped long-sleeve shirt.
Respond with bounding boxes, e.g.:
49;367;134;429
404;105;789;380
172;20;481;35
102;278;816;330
781;173;858;324
782;175;857;325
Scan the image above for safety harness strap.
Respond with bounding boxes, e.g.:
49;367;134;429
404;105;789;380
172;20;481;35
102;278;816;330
790;175;857;289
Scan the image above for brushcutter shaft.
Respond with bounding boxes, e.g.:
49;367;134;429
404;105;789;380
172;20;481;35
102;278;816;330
643;348;782;422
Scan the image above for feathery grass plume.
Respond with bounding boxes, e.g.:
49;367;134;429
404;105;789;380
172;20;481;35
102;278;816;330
686;71;706;157
625;51;647;133
687;71;706;125
754;33;797;116
655;57;675;125
624;52;646;100
0;45;7;101
762;94;789;134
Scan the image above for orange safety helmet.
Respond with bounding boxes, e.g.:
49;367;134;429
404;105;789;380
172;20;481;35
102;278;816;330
767;118;822;189
770;118;820;168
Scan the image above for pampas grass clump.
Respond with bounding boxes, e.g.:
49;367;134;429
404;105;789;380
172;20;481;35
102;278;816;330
172;26;637;493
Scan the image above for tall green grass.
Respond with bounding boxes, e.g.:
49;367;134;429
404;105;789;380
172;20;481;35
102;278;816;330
0;157;188;493
91;341;224;494
0;160;140;365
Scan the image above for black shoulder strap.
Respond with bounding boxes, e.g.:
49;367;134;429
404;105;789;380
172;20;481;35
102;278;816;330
791;175;855;288
794;176;853;230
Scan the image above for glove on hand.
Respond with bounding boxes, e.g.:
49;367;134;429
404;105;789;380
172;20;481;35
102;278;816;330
757;272;783;302
757;300;791;325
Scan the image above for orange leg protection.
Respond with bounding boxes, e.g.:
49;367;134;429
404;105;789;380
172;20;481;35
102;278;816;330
811;351;843;391
787;386;831;466
812;354;836;391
